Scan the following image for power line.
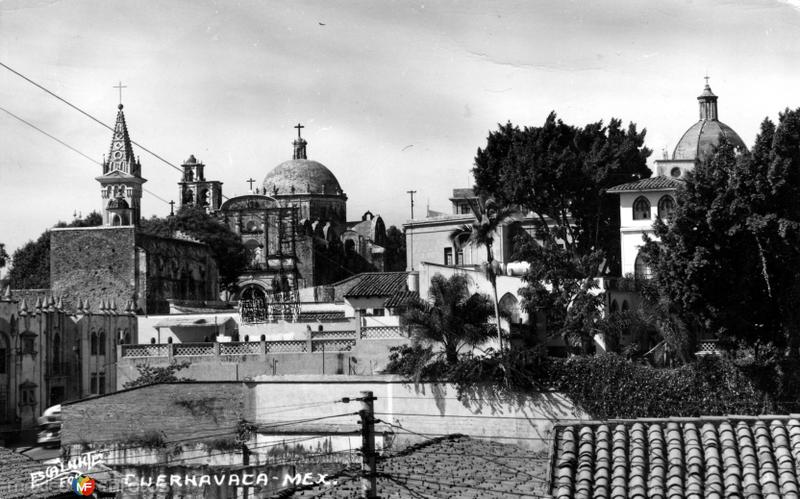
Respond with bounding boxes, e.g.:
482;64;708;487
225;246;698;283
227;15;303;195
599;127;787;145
0;60;183;175
0;104;171;206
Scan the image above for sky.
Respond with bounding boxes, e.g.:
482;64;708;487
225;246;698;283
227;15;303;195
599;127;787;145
1;0;800;260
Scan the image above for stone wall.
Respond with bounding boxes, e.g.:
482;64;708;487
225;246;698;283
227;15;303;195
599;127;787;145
61;382;250;445
51;226;138;312
136;233;219;315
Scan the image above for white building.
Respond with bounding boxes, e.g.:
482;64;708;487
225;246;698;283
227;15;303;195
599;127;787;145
606;80;747;310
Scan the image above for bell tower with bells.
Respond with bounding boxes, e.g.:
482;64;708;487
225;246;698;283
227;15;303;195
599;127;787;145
178;154;223;213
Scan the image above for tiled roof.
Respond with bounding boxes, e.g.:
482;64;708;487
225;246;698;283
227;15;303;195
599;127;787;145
549;415;800;498
384;290;419;308
0;447;62;498
607;176;682;193
343;272;409;298
285;435;549;498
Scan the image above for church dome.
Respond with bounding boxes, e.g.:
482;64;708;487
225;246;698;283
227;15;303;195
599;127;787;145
263;159;343;195
262;127;344;196
672;120;746;161
672;81;746;161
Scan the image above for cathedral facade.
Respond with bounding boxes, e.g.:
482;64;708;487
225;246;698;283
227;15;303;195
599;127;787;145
180;125;389;308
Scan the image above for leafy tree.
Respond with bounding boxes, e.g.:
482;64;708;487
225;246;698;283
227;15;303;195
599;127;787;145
644;109;800;356
402;273;495;365
122;361;194;389
7;212;103;289
0;243;8;269
139;205;248;291
450;197;516;349
473;114;651;275
472;115;651;351
8;232;50;289
383;225;407;271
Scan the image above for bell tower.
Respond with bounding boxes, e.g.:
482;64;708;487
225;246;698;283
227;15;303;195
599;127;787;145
96;103;146;226
178;154;223;212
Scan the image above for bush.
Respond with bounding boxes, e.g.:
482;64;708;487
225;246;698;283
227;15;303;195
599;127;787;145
550;354;772;419
387;345;799;419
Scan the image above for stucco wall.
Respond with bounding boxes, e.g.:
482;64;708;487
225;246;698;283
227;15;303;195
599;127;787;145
116;337;408;388
249;377;585;451
618;191;675;276
64;377;585;453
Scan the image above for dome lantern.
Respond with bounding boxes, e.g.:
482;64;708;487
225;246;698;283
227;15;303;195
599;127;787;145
698;76;718;121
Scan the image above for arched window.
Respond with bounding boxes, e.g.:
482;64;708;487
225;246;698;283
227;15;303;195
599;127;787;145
150;338;156;344
244;335;249;342
260;334;266;342
610;300;619;314
634;251;653;280
98;331;106;355
499;293;521;324
90;332;98;355
658;195;676;220
167;337;173;344
633;196;651;220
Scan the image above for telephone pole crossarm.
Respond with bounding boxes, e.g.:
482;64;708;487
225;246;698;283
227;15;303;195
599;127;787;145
343;392;378;498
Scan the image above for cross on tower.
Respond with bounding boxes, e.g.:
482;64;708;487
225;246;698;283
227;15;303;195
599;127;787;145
247;178;256;191
294;123;304;139
704;75;710;86
169;200;175;216
113;81;127;105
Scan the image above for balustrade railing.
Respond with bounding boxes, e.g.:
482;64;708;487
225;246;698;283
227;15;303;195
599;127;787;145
121;344;169;358
119;327;405;359
220;342;262;356
172;342;215;357
360;326;404;339
265;341;307;353
696;339;719;356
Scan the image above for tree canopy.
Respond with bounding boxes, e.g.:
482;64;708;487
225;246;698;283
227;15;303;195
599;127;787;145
644;108;800;356
473;114;651;275
472;114;651;351
383;225;407;272
139;205;248;291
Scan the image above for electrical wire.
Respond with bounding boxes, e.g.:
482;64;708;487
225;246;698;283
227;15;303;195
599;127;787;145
0;104;171;206
0;60;184;175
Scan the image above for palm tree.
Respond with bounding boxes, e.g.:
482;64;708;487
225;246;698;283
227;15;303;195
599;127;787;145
449;197;516;350
403;273;495;365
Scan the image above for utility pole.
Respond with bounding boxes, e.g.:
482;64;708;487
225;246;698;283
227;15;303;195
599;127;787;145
359;391;377;498
342;392;378;498
406;190;416;219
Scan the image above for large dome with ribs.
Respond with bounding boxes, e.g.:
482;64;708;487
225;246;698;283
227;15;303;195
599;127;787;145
262;159;343;196
672;120;746;161
672;82;746;161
